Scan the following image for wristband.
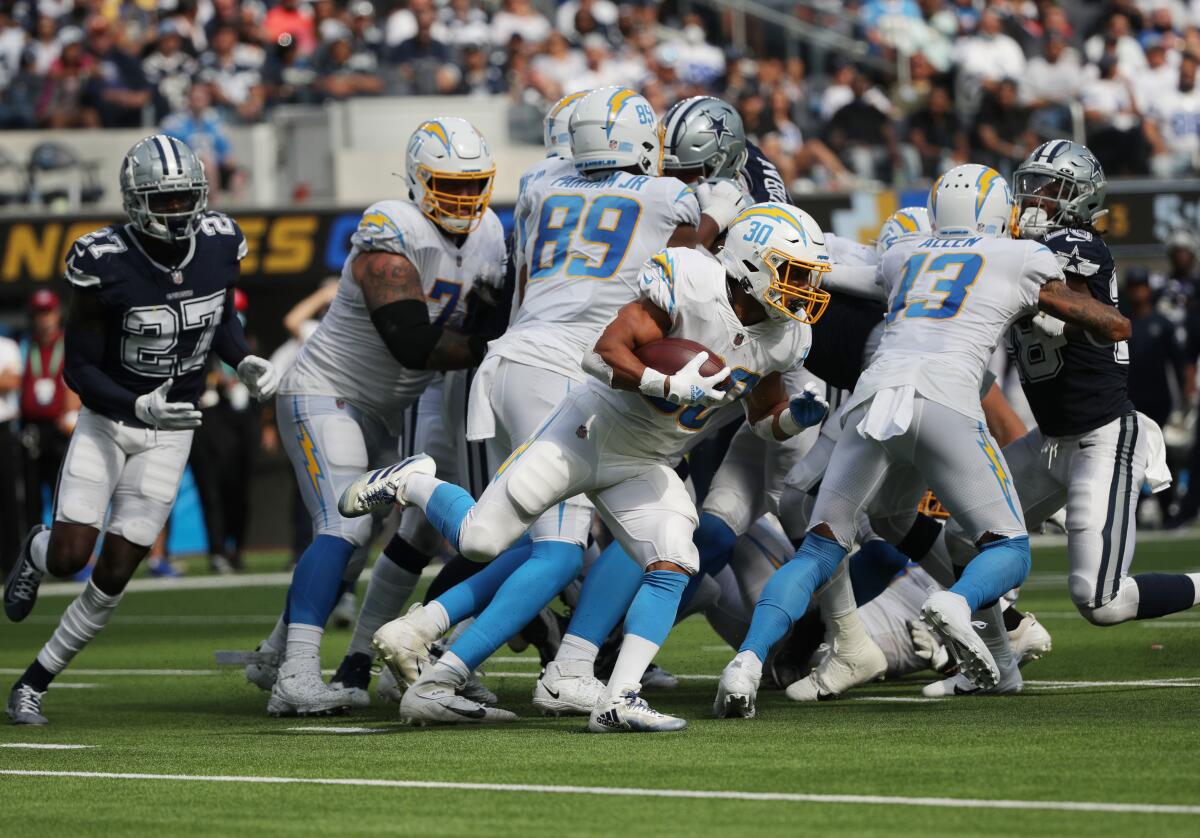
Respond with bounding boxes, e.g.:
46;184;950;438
638;366;668;397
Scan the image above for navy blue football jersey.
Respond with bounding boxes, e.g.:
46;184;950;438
1006;227;1134;437
64;212;247;426
804;292;884;391
740;141;789;204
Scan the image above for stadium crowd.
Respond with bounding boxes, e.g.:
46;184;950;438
3;1;1200;190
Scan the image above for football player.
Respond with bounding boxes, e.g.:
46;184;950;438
927;142;1198;692
342;203;834;731
4;135;278;725
716;164;1132;718
262;117;507;716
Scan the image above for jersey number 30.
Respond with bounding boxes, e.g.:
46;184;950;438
122;290;225;378
886;252;983;324
530;194;642;281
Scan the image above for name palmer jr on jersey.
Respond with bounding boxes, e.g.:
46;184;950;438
1007;226;1134;437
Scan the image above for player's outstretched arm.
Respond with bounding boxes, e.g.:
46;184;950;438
62;287;142;419
744;373;829;441
1036;279;1131;345
354;250;484;371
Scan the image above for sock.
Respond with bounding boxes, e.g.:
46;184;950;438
414;479;475;551
17;659;54;692
285;623;323;662
555;633;599;665
605;634;662;699
28;528;50;575
739;533;846;662
817;561;871;650
1192;573;1200;605
264;615;287;653
446;540;583;670
678;513;739;610
975;601;1014;672
383;534;433;576
427;650;471;688
562;541;642;648
34;580;123;677
436;538;535;624
1134;573;1199;619
950;536;1031;612
287;534;356;628
1001;605;1025;633
347;552;421;657
849;539;910;605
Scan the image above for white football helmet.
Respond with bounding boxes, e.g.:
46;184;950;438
544;90;589;159
569;86;663;176
721;202;831;324
876;206;931;257
928;164;1015;238
405;117;495;234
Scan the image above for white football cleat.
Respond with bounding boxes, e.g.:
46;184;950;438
244;642;281;692
6;683;48;725
1008;612;1052;666
375;665;403;703
714;653;761;719
920;591;1000;690
337;454;436;518
532;660;606;716
589;690;686;733
459;671;498;706
372;603;442;686
785;634;886;702
641;663;678;690
922;655;1023;697
399;676;518;725
267;656;355;717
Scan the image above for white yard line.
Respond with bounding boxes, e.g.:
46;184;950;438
284;727;388;734
0;668;222;677
0;744;93;750
24;615;280;626
48;683;100;690
0;769;1196;815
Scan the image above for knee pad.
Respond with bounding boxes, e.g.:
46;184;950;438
458;516;511;563
320;416;370;470
1068;572;1099;614
112;516;158;548
503;441;576;520
1070;573;1136;626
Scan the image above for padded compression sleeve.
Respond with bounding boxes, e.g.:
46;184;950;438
370;298;444;369
212;290;251;368
63;296;140;419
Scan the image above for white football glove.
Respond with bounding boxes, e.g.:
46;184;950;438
1031;311;1066;341
909;618;951;672
639;351;731;407
134;378;202;430
696;178;749;234
237;355;280;401
784;382;829;431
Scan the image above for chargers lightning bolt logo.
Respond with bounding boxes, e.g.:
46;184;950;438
977;425;1020;521
605;89;638;136
298;423;323;497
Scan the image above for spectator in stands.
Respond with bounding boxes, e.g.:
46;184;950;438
1082;55;1149;175
458;44;506;95
1084;12;1147;73
1132;36;1178;115
391;1;454;94
265;0;317;56
1155;228;1200;320
1;48;42;129
19;290;79;535
824;71;901;183
908;82;968;178
162;83;242;200
1126;269;1189;433
954;9;1026;106
29;16;61;76
1021;33;1084;135
531;32;585;98
0;330;20;575
439;0;490;48
36;28;99;128
491;0;552;47
0;9;24;85
315;26;385;100
348;1;385;63
83;16;150;128
199;24;266;122
143;22;200;122
972;78;1037;177
205;0;241;48
262;33;318;106
569;33;617;93
170;0;209;55
558;0;619;41
1146;52;1200;178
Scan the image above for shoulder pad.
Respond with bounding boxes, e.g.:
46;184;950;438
351;201;418;257
1039;229;1109;278
64;226;129;289
197;211;247;260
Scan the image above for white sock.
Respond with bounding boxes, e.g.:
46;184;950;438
36;580;123;674
28;528;50;575
734;649;762;669
423;600;452;636
430;650;470;687
604;634;659;700
263;615;287;654
973;602;1014;671
817;561;871;651
555;633;599;666
1188;573;1200;606
347;558;420;657
405;474;444;510
285;623;324;663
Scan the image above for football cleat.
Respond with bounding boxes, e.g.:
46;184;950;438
459;671;497;706
589;690;686;733
533;660;606;716
920;591;1000;690
641;663;679;690
507;606;565;666
267;656;354;717
375;665;404;704
372;603;442;687
330;652;373;710
337;454;436;518
922;655;1023;697
332;591;358;630
399;676;517;725
4;525;47;623
1008;612;1052;666
7;682;48;725
714;653;761;719
785;634;886;702
244;643;281;692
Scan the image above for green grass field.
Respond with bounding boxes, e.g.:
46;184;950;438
2;536;1198;836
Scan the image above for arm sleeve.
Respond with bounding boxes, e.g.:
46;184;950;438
820;263;886;301
212;288;251;367
63;289;141;418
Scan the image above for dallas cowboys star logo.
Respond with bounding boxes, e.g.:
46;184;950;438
702;113;734;146
1062;246;1086;272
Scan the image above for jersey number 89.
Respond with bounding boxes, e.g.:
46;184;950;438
531;194;642;282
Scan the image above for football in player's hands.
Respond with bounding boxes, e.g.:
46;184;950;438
635;338;731;406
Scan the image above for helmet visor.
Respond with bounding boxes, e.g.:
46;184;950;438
764;250;831;324
420;168;495;233
1014;171;1076;218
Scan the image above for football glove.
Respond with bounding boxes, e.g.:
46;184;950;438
784;382;829;431
134;378;202;430
237;355;280;401
696;178;749;234
641;351;731;408
1031;311;1066;340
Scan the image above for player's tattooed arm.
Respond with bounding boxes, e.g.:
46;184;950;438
354;250;481;370
1037;279;1132;345
591;300;672;393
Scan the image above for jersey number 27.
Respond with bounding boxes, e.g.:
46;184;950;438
122;289;225;378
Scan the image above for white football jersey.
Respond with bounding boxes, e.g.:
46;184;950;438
282;200;506;434
487;170;701;381
511;156;576;284
826;232;876;267
847;234;1061;420
590;246;811;460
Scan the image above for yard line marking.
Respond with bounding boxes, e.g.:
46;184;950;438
486;657;541;665
851;696;944;703
1140;621;1200;628
48;683;99;690
1;770;1197;815
284;727;389;735
0;668;221;677
0;744;93;750
25;615;279;626
1025;678;1200;690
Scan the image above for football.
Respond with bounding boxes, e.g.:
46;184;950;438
635;338;726;378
